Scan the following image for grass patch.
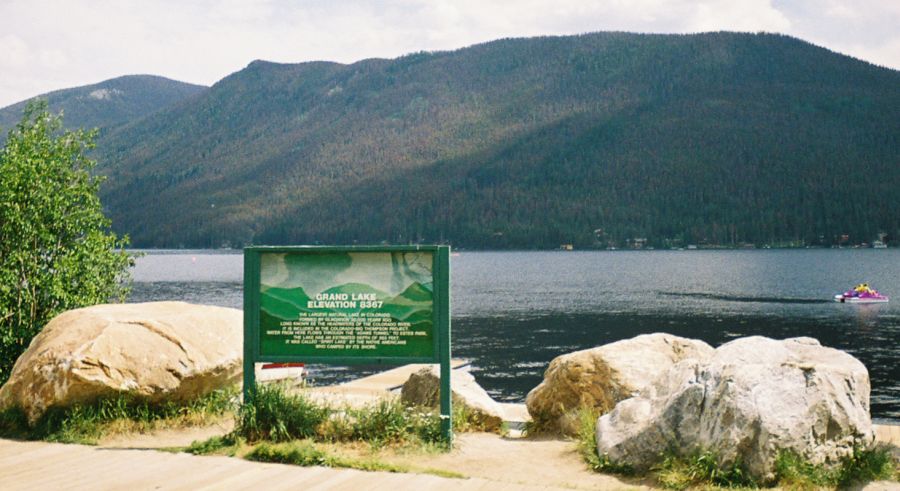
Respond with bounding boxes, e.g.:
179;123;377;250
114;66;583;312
651;447;897;490
774;449;832;489
244;440;464;478
235;385;446;447
246;441;331;467
0;387;237;444
247;441;406;473
774;446;897;490
186;436;465;479
421;467;467;479
185;434;242;456
654;450;754;490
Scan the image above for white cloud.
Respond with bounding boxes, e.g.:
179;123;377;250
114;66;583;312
836;37;900;70
687;0;791;32
824;1;860;20
0;0;897;107
0;34;30;67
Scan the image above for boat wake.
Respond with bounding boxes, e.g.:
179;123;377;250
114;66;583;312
659;292;831;304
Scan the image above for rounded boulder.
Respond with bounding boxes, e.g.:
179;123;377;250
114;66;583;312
595;336;875;482
0;301;242;422
526;333;714;434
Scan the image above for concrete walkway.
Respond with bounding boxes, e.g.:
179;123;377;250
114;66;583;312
0;438;579;491
1;426;897;490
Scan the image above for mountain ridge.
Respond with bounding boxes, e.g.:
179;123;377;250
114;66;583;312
14;31;900;249
0;75;207;139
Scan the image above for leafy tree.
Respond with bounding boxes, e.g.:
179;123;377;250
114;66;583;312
0;101;132;383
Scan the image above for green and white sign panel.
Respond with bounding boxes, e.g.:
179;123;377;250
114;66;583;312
243;245;452;442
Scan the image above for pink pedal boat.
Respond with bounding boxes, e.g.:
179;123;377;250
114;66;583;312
834;284;889;304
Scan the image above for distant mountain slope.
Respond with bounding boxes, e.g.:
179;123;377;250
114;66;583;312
0;75;206;137
94;32;900;248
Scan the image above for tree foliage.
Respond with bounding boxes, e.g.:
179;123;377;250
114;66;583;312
0;101;132;383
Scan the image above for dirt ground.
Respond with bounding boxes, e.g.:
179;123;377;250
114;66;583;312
99;419;234;449
383;432;653;490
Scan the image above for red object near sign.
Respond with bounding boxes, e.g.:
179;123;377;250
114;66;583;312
261;362;305;370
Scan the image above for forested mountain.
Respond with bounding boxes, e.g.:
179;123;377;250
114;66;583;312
0;75;206;139
92;32;899;248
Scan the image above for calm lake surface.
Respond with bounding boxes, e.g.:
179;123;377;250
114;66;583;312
131;249;900;423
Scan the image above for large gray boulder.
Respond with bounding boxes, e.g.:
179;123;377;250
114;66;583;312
401;366;505;432
0;302;242;422
526;333;714;434
596;336;875;482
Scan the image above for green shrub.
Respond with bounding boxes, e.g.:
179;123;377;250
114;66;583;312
349;399;409;443
0;101;133;384
0;406;29;439
236;384;329;442
316;413;356;442
410;407;443;443
320;400;443;446
574;405;602;471
835;445;897;487
571;404;633;475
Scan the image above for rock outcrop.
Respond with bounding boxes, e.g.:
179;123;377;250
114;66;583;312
595;336;875;482
526;333;714;434
401;366;505;432
0;302;242;422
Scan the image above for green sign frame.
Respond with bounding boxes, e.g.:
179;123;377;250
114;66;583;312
243;245;452;443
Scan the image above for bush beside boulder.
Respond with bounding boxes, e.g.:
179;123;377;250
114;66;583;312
595;336;875;482
526;333;714;434
0;301;242;422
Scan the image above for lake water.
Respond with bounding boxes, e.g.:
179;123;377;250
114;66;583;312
131;249;900;423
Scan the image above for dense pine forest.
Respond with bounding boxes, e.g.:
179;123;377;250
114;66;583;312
8;32;899;249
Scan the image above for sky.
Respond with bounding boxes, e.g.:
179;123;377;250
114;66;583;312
1;0;899;107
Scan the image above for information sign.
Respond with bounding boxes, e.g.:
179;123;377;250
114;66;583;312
243;246;452;442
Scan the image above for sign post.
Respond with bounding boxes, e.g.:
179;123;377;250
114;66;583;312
243;245;452;444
